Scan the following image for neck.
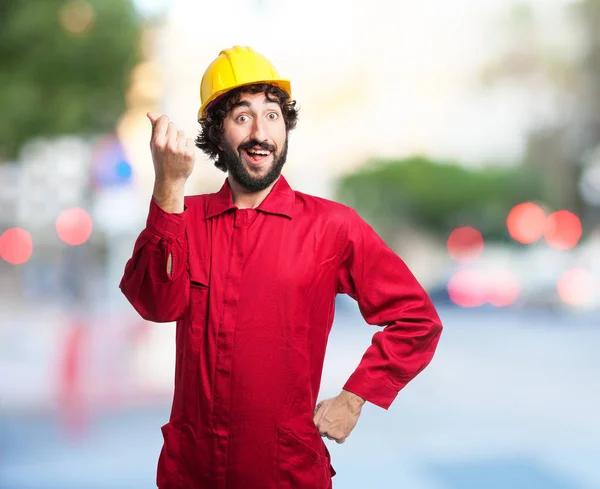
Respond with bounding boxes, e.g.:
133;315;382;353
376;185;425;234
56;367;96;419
228;175;280;209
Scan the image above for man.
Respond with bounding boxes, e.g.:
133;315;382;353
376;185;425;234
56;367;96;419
120;46;443;489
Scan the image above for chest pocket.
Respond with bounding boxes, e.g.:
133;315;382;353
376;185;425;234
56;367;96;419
183;254;211;367
188;253;210;330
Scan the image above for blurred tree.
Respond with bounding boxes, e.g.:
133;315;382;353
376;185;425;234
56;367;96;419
335;156;549;243
0;0;141;162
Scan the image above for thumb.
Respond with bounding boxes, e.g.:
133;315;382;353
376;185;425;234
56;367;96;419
147;112;159;126
313;400;324;420
314;401;328;432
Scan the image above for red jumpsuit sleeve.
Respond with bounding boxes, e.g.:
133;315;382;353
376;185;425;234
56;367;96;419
336;208;443;410
119;197;190;323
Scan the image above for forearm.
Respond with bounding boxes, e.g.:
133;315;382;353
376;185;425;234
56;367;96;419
337;208;443;410
343;311;442;410
153;179;185;275
119;197;190;322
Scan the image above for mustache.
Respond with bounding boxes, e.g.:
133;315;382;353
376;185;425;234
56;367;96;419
238;140;276;153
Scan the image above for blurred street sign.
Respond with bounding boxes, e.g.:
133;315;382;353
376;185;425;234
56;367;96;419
90;134;145;235
91;135;133;189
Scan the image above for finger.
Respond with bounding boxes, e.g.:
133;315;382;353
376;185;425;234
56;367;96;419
177;130;186;152
185;138;195;156
166;122;177;150
153;115;169;145
147;112;159;126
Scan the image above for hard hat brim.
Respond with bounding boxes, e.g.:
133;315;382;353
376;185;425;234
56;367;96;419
198;79;291;120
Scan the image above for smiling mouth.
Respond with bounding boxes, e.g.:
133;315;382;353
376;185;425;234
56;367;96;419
243;148;272;165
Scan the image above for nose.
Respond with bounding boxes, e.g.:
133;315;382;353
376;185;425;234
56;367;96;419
250;116;267;143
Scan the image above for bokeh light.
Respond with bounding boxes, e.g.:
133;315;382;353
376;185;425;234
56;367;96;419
0;228;33;265
506;202;546;244
447;269;486;308
544;210;582;250
60;0;95;35
56;208;93;246
557;268;594;306
485;269;520;307
447;226;484;264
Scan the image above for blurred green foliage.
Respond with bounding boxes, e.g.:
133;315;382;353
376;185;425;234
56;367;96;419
0;0;141;161
335;156;551;242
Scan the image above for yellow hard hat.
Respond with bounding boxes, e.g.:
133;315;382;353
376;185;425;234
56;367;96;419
198;46;291;119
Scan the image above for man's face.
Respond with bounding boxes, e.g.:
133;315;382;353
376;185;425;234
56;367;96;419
218;91;288;192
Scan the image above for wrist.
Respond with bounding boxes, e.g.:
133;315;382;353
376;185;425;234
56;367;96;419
341;389;365;409
153;180;185;213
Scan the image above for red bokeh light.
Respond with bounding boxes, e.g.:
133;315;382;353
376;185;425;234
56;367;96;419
0;228;33;265
506;202;546;244
447;269;486;308
544;210;582;250
56;208;93;246
557;268;594;306
447;226;484;264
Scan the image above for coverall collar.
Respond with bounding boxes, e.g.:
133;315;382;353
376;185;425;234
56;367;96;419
206;175;295;219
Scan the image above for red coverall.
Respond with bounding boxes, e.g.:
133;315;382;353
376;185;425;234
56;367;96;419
120;175;442;489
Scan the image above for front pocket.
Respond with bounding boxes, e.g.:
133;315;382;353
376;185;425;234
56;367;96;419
157;423;182;489
323;443;336;477
277;427;328;489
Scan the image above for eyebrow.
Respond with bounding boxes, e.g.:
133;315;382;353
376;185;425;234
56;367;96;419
231;99;280;111
231;100;251;110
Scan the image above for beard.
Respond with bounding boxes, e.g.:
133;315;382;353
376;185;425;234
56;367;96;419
218;137;288;192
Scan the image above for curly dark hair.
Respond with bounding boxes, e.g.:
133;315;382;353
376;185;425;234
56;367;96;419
196;83;299;172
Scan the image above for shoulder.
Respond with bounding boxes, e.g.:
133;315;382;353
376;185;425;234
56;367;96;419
292;190;356;223
292;191;368;241
293;189;386;247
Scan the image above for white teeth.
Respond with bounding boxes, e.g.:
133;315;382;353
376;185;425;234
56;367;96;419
247;149;270;156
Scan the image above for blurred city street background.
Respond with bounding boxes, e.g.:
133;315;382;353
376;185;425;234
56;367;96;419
1;0;600;488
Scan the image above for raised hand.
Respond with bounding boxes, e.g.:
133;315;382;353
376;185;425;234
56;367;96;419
147;112;195;214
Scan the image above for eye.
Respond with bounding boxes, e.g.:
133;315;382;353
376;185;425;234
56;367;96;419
267;112;279;121
236;114;250;123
